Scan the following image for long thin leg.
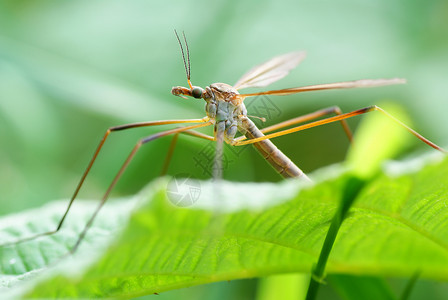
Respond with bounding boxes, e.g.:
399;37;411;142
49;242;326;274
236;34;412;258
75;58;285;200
178;129;225;180
213;124;225;180
160;130;216;176
0;117;210;247
236;106;353;143
234;105;446;153
181;130;215;141
160;133;179;176
181;128;226;180
70;121;213;253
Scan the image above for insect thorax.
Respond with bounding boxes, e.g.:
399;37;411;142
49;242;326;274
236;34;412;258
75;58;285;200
204;83;247;143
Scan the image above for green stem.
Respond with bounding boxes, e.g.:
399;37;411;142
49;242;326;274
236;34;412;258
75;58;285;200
305;175;366;300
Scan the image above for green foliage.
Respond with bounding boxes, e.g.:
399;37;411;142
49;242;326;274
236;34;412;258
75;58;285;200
0;153;446;298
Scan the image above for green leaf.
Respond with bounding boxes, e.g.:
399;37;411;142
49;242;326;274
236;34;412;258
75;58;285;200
0;153;447;298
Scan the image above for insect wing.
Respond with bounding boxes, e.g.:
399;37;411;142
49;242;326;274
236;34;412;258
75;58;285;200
233;51;306;90
240;78;406;97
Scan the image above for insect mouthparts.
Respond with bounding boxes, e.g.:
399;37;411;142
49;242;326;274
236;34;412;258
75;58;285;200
170;86;181;96
171;86;189;99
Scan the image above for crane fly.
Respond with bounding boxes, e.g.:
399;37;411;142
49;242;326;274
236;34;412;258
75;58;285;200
1;31;445;260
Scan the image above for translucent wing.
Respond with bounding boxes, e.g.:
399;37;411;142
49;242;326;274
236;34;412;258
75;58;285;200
240;78;406;97
233;51;306;90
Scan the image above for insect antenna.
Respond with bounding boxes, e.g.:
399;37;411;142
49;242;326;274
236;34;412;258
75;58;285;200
174;29;193;88
182;31;192;86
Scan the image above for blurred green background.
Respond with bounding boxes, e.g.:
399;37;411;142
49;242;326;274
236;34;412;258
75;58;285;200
2;0;447;213
0;0;447;298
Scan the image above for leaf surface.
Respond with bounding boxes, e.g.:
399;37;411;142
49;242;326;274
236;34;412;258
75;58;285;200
0;154;447;298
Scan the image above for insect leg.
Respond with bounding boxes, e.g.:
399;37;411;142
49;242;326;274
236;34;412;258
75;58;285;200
160;130;216;176
234;105;445;153
235;106;353;143
160;133;179;176
180;130;215;141
69;121;213;254
0;118;209;247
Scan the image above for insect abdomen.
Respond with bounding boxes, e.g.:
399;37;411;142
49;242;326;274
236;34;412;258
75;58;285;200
241;118;309;180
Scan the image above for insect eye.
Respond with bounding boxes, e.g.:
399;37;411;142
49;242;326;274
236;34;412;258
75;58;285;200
191;87;204;99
